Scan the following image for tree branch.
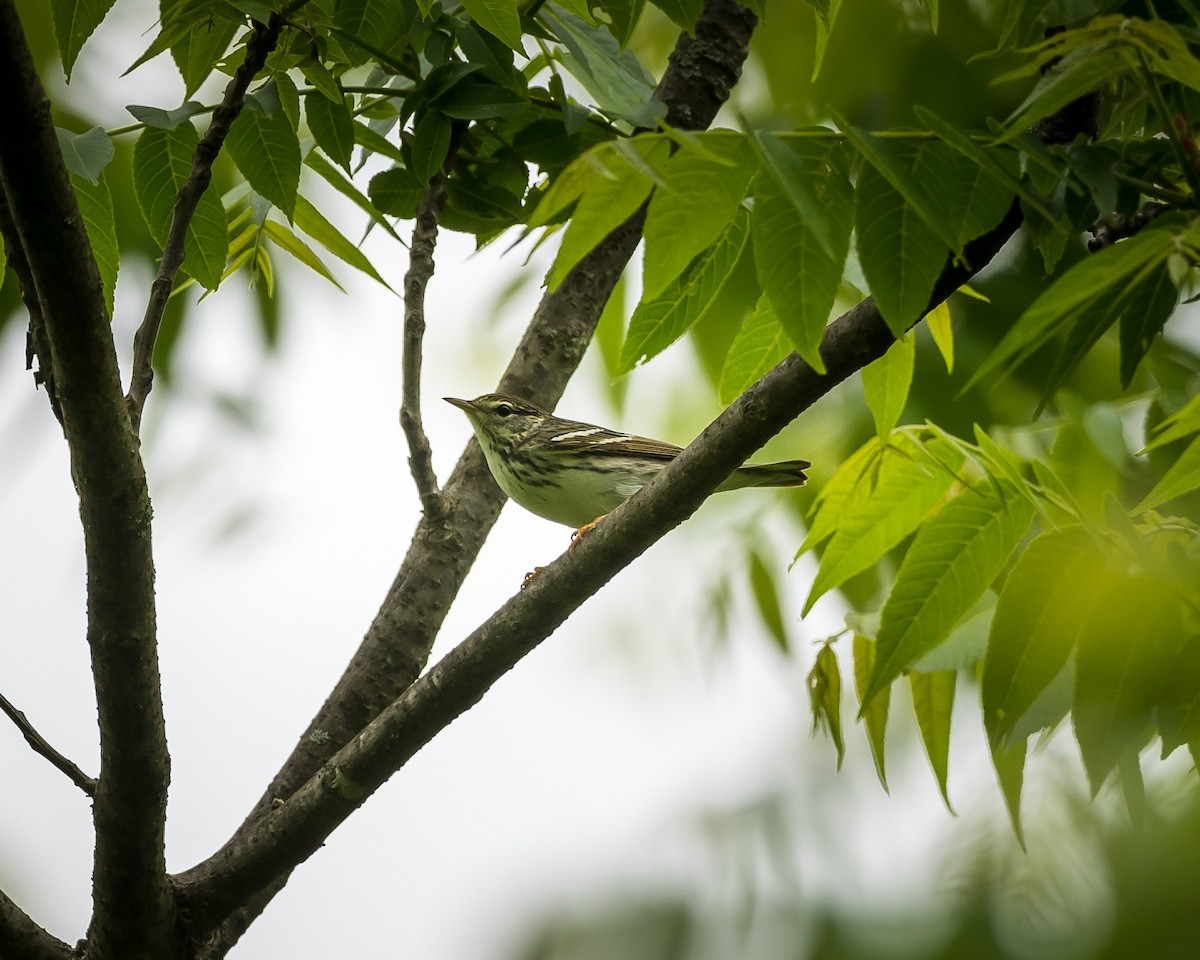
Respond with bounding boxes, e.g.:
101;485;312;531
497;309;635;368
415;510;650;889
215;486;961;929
0;691;97;798
180;1;760;952
0;888;73;960
175;201;1026;924
126;12;286;433
0;3;173;956
399;140;458;515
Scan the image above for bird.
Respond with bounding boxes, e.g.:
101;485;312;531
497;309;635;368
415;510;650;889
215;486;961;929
445;394;810;537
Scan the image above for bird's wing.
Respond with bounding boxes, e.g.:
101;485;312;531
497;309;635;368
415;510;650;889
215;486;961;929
544;420;682;461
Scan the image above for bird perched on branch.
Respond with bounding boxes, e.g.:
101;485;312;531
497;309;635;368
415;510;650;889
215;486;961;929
446;394;810;539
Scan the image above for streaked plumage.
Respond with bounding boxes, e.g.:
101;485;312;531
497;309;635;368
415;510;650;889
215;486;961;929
445;394;810;529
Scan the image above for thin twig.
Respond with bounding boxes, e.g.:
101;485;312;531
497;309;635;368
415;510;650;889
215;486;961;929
399;131;461;517
125;13;286;433
0;691;96;798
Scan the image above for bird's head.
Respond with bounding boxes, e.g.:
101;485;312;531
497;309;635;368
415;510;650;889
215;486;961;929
444;394;550;454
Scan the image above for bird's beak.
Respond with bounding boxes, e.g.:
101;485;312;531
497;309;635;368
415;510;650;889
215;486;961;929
444;397;474;412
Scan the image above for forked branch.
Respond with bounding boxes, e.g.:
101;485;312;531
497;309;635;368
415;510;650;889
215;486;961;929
0;691;97;798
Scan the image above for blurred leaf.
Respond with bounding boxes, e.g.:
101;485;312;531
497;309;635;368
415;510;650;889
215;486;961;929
1158;636;1200;758
1142;394;1200;453
748;547;789;653
132;123;228;290
435;77;529;119
991;736;1027;846
1134;435;1200;513
853;632;889;791
803;434;965;614
56;126;114;183
227;83;301;217
862;332;914;438
643;134;757;298
306;92;356;171
925;300;954;373
999;45;1124;141
911;592;995;673
1119;261;1177;388
807;643;845;769
868;484;1034;703
619;207;749;372
71;172;118;318
262;220;343;289
982;525;1103;746
599;0;647;46
910;670;955;812
1074;575;1183;793
718;296;790;405
51;0;117;79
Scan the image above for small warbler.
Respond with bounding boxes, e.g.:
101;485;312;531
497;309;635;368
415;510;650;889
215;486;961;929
446;394;810;533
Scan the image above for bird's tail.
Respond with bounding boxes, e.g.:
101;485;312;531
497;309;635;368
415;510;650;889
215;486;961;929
719;460;810;491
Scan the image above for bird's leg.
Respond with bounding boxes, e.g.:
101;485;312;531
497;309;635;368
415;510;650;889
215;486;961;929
570;515;605;547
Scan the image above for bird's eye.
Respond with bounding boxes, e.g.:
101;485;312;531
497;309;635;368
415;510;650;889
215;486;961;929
495;403;513;417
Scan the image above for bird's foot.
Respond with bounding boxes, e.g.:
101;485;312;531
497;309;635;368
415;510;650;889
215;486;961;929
570;515;604;547
521;566;546;590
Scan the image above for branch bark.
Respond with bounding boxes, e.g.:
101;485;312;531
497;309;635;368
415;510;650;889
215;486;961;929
175;200;1026;924
0;3;171;957
0;691;97;798
126;12;286;433
0;889;73;960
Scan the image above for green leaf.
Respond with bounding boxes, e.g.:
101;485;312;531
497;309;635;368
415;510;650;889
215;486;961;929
862;332;914;438
300;61;344;103
168;9;236;96
991;737;1027;846
838;121;962;255
911;592;994;673
1074;576;1183;793
599;0;647;46
748;547;789;653
963;221;1181;395
1135;435;1200;513
867;484;1036;703
334;0;404;50
1158;636;1200;758
51;0;118;80
643;134;757;298
131;123;228;290
981;525;1103;746
750;131;843;259
751;156;852;373
542;7;666;128
547;138;670;290
1118;260;1177;388
853;633;890;791
353;120;406;163
293;194;392;288
853;156;948;337
925;300;954;373
650;0;702;31
410;111;452;185
998;45;1125;141
306;93;356;171
307;152;403;242
619;206;750;371
808;643;845;769
262;220;343;290
910;670;955;811
226;85;302;216
435;77;530;119
802;438;882;552
56;126;114;183
461;0;524;51
1143;394;1200;453
718;296;791;404
803;434;964;614
807;0;842;80
71;172;118;318
126;100;208;130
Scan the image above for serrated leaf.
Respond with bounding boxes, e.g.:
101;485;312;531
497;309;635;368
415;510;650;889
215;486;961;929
167;5;236;96
911;592;994;673
353;120;406;163
461;0;524;51
619;206;749;371
750;131;843;259
262;220;343;289
131;123;228;290
56;126;114;183
70;172;118;317
51;0;118;80
548;138;670;289
991;737;1027;846
981;525;1102;746
1135;435;1200;513
963;221;1181;395
862;332;914;438
748;547;788;653
227;87;301;216
867;484;1035;703
910;670;955;811
1074;576;1183;793
334;0;403;50
643;134;757;298
293;194;391;288
306;92;356;171
925;300;954;373
803;435;964;614
801;437;882;552
306;152;402;243
751;160;851;373
808;643;845;769
854;632;890;791
718;296;791;404
410;110;453;185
